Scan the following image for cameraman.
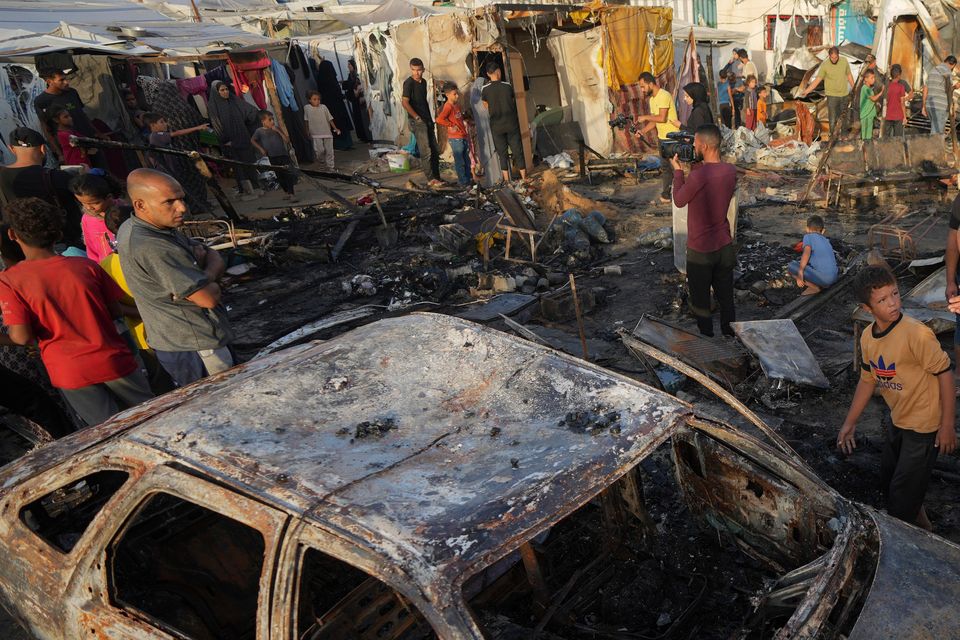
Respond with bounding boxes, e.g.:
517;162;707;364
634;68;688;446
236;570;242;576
671;124;738;337
636;72;679;204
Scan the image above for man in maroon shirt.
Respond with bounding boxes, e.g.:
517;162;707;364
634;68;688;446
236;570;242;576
671;124;738;337
0;197;153;426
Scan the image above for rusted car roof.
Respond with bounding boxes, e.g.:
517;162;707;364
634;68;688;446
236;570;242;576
125;313;691;586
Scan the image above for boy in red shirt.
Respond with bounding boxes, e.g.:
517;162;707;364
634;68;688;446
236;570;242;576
435;82;472;187
0;197;152;426
883;64;909;137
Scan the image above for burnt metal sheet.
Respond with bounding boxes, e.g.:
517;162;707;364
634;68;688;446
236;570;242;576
902;265;948;310
864;138;907;173
848;510;960;640
455;293;537;322
905;132;948;169
731;320;830;389
632;316;750;389
125;313;692;585
826;142;866;175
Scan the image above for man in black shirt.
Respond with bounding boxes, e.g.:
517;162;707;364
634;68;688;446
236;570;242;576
0;127;83;248
34;70;102;162
401;58;442;187
481;62;526;184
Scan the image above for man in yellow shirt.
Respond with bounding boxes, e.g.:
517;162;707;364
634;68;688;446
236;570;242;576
636;72;679;204
799;46;855;138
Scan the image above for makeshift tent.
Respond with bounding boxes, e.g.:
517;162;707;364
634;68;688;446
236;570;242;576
671;22;747;126
601;6;673;90
871;0;945;84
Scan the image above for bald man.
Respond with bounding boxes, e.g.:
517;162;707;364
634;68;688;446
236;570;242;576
117;169;235;387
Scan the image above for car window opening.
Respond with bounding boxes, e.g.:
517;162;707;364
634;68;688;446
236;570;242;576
296;546;437;640
108;492;265;640
20;469;129;553
458;426;877;639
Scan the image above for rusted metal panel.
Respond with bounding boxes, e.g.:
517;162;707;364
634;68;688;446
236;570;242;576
847;511;960;640
630;316;750;390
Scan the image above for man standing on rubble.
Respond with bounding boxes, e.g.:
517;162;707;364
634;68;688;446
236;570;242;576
402;58;443;188
118;169;235;387
799;46;855;138
922;55;958;136
670;124;737;337
636;72;679;205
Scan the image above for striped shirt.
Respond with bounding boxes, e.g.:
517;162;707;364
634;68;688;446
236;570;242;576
926;63;953;112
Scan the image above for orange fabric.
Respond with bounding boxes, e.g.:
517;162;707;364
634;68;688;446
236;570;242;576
757;99;767;125
601;6;674;91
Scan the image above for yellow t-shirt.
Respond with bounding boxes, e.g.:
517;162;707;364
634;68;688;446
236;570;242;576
859;313;951;432
100;253;149;352
649;88;679;141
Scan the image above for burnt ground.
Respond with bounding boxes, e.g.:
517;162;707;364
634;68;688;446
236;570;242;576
3;160;960;638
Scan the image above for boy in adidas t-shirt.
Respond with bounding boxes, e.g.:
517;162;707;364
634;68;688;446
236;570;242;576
838;266;955;529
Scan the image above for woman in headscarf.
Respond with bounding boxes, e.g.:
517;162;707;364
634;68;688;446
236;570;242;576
207;80;261;199
314;60;355;150
680;82;714;132
343;59;371;143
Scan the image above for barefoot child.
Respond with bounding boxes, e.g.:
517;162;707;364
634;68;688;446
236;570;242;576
788;215;838;295
303;91;340;171
252;111;297;201
839;266;955;530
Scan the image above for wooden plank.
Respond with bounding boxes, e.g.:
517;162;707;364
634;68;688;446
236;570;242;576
507;51;534;171
331;220;359;261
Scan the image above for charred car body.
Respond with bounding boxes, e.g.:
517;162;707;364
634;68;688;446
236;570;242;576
0;313;956;639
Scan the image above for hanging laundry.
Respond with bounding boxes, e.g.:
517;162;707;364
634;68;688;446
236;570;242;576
176;75;209;100
270;60;298;112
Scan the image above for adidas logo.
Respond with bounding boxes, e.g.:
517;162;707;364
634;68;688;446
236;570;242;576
870;355;896;380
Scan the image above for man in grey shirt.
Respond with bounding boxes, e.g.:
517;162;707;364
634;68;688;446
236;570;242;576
117;169;235;387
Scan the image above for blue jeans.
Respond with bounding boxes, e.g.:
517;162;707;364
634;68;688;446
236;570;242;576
449;138;471;185
788;260;837;288
928;103;946;135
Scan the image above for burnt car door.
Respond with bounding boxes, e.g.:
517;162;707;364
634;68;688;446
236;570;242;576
0;447;147;640
62;463;288;639
272;522;484;640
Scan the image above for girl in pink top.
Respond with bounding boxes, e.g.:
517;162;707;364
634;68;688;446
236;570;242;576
69;172;126;263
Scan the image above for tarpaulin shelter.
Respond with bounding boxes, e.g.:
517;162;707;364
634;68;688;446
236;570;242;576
352;3;675;180
671;22;748;126
871;0;945;89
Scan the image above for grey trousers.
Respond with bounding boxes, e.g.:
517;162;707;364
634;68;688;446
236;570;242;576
827;95;846;136
883;120;904;137
155;346;235;388
60;369;154;427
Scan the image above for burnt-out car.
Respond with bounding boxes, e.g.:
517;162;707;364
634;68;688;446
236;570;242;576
0;313;957;639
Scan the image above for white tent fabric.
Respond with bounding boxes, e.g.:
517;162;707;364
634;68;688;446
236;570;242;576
0;0;174;35
547;28;611;155
0;28;149;58
325;0;445;27
671;21;748;45
60;20;274;54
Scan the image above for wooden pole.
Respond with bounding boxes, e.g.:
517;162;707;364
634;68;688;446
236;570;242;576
569;274;590;360
188;0;202;22
706;44;720;125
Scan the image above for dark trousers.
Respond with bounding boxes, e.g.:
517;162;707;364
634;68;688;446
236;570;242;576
660;163;673;199
0;364;73;438
881;422;938;522
225;145;260;187
827;95;846;136
686;243;736;337
720;104;733;129
492;127;523;176
269;155;296;194
883;120;904;137
732;96;744;128
410;119;440;181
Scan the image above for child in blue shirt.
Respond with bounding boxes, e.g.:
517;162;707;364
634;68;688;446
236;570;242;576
789;215;839;295
718;71;734;128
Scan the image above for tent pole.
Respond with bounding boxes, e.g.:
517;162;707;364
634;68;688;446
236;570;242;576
189;0;202;23
706;44;719;125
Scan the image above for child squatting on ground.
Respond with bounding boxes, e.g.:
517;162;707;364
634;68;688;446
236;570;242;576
838;266;956;530
788;215;839;296
252;111;298;201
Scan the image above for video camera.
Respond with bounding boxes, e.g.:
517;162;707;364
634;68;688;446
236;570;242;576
659;131;698;163
608;113;639;134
